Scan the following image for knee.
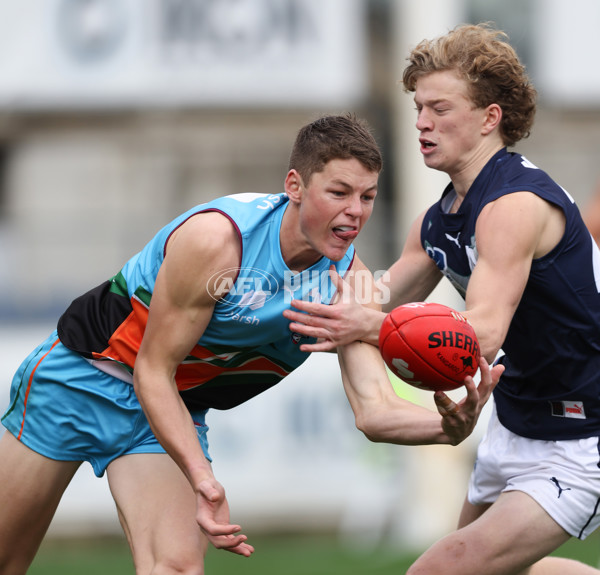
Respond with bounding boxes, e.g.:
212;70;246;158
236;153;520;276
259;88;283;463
141;553;205;575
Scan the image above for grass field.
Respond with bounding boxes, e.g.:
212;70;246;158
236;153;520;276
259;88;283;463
28;529;600;574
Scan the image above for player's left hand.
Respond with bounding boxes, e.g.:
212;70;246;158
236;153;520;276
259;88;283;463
195;479;255;557
435;357;504;445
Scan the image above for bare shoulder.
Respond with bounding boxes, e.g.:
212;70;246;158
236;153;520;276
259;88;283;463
478;191;565;258
159;210;242;306
480;191;559;220
166;210;241;264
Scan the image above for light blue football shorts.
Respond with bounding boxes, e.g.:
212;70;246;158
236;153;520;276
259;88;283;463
1;330;211;477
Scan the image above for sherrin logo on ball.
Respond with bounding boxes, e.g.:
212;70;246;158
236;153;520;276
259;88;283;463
378;302;480;392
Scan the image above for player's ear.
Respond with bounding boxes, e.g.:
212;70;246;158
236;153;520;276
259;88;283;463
482;103;502;135
285;169;303;204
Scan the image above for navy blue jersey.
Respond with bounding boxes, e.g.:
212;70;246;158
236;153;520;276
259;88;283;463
421;148;600;440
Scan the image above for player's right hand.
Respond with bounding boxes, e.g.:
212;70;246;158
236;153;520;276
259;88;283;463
195;479;254;557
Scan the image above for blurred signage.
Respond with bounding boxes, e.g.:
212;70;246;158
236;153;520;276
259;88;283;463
532;0;600;107
0;0;368;109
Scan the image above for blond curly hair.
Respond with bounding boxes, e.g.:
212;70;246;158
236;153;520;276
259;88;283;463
402;23;537;147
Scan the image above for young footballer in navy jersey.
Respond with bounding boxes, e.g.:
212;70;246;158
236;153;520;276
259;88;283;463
285;25;600;575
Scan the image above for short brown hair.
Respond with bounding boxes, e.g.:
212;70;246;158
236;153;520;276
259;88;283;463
288;113;383;185
402;23;537;147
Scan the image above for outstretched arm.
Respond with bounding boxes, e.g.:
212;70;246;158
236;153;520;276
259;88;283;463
328;254;502;446
337;338;503;446
134;212;254;557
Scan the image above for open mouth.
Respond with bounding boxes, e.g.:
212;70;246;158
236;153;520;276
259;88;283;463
333;225;359;241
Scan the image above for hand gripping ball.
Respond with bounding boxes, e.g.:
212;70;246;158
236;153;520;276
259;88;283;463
379;302;480;392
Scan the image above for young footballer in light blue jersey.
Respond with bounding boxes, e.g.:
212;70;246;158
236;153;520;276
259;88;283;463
0;113;501;575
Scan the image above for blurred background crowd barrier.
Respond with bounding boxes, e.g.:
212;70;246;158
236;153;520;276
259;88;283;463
1;0;600;553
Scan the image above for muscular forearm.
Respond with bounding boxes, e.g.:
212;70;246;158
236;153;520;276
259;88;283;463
133;369;213;487
461;309;508;364
354;396;451;445
338;340;489;447
339;342;451;445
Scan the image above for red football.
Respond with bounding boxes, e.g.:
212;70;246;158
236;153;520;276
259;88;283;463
379;302;480;392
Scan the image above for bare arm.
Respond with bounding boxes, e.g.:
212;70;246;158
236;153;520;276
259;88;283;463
329;261;503;446
339;340;502;445
335;316;503;445
462;192;565;362
133;212;253;557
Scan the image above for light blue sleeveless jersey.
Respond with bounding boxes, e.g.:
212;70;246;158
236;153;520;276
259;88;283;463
58;192;355;411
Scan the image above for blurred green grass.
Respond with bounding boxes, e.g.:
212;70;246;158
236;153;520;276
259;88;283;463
28;529;600;575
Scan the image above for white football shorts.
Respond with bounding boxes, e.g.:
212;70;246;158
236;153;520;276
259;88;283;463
468;403;600;540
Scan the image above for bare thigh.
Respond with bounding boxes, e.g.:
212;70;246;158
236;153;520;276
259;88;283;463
0;431;81;575
107;452;209;575
457;494;491;528
406;490;571;575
